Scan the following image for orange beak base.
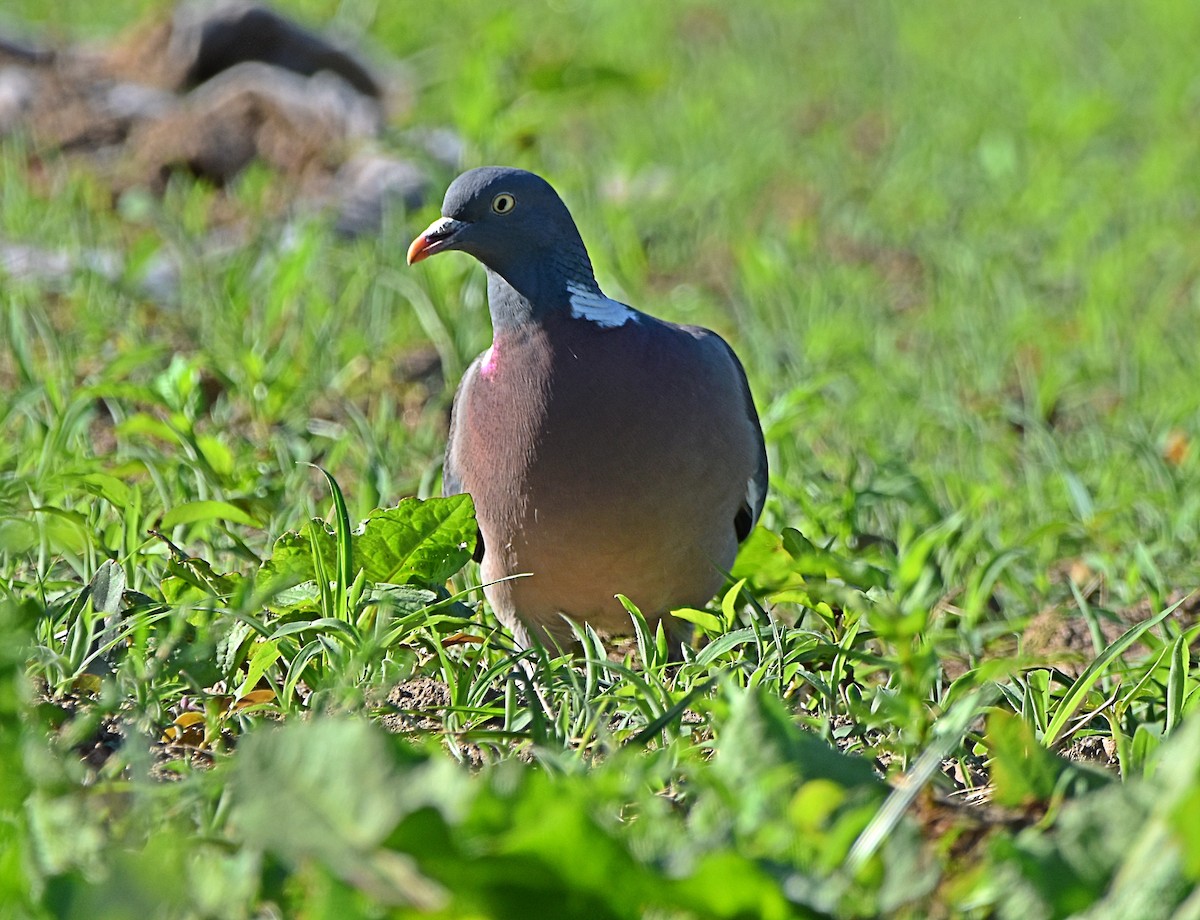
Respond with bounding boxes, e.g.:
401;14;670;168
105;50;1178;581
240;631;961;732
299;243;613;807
407;217;466;266
406;234;435;265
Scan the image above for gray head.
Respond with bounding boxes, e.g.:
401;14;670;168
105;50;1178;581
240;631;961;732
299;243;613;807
408;167;599;325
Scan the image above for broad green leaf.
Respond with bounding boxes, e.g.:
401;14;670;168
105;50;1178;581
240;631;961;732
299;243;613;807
258;520;338;587
89;560;124;617
196;435;234;477
79;472;132;508
714;683;880;790
1128;723;1162;777
781;528;889;588
0;518;37;554
160;558;242;603
115;412;178;442
997;716;1200;917
161;500;261;529
988;710;1068;805
258;498;476;593
671;606;722;633
354;495;476;586
1165;634;1189;736
733;527;888;596
495;777;660;915
720;578;747;630
732;527;804;590
986;711;1109;806
236;639;280;698
230;719;447;909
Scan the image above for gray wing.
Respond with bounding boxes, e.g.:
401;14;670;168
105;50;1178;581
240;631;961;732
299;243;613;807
693;327;768;543
441;355;483;498
442;356;485;561
727;344;769;541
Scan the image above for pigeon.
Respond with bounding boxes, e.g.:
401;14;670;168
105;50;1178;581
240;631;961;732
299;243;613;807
408;166;767;653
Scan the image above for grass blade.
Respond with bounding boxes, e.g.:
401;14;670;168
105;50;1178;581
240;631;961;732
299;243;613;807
1042;595;1187;748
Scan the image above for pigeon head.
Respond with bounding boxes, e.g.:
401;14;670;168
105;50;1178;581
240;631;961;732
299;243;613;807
407;167;598;322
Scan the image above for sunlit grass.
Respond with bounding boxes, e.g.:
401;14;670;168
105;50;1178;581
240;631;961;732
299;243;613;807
2;1;1199;916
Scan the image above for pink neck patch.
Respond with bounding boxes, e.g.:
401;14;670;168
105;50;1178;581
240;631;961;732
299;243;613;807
480;343;500;379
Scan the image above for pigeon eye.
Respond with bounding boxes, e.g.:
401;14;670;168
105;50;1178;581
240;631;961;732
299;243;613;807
491;193;516;214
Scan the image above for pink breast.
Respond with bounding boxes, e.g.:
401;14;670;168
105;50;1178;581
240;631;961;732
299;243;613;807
480;343;500;379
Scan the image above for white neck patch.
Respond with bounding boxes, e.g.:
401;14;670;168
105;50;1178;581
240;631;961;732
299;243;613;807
566;281;638;328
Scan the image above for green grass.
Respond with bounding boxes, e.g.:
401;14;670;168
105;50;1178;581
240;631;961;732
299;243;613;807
3;0;1200;917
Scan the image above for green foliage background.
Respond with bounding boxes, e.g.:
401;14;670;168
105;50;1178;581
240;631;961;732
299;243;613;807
2;1;1200;917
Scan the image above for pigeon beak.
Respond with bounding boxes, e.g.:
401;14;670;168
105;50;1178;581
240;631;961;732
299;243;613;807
407;217;469;265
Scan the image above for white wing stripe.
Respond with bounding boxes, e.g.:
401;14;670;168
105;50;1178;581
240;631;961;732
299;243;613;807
566;282;637;328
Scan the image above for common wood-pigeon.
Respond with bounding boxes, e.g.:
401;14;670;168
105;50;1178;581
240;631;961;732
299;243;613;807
408;166;767;652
